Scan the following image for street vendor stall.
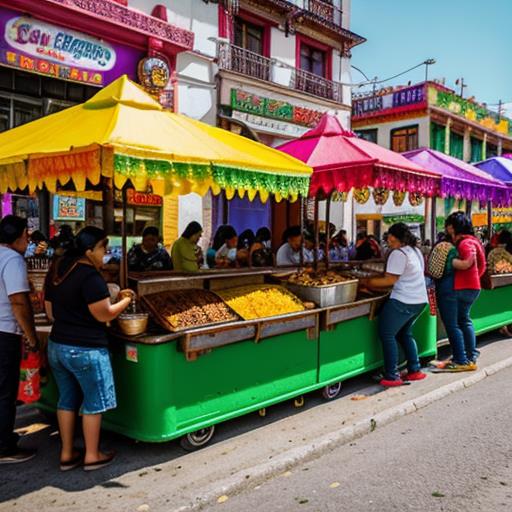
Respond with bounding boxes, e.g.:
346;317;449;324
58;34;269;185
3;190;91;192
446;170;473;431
404;149;512;341
277;115;440;390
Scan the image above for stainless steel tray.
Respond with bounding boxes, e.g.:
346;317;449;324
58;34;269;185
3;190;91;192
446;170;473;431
286;279;359;308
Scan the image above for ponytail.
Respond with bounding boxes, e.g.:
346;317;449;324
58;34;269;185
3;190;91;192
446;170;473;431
388;222;418;248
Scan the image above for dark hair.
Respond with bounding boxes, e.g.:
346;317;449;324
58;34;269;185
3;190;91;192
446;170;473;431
0;215;27;244
59;224;74;237
284;225;301;242
238;229;255;250
498;230;512;251
221;225;237;243
388;222;417;248
356;231;367;242
56;226;107;278
445;211;474;236
182;221;202;239
212;225;233;251
255;227;271;243
30;230;47;244
142;226;159;238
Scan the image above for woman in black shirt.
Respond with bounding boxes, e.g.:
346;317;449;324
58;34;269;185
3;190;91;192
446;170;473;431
45;227;134;471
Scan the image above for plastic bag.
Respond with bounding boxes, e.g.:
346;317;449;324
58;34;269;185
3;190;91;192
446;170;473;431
18;346;41;404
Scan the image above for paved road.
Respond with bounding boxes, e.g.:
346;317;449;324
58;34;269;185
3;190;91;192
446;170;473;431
204;365;512;512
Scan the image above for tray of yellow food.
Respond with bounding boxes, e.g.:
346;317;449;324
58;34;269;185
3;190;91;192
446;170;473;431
286;270;359;307
141;289;239;332
216;285;305;320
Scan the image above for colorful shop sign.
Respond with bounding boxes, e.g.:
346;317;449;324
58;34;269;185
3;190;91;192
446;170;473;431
428;85;512;137
0;8;142;86
353;83;426;117
231;89;324;128
114;189;163;206
53;195;86;221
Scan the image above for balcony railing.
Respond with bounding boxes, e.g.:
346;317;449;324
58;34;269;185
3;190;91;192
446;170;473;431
286;0;343;27
218;43;343;103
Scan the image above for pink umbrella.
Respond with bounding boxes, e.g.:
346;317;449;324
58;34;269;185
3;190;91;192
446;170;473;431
277;114;440;197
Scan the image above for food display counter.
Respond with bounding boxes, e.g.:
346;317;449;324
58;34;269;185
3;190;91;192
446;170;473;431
37;265;437;449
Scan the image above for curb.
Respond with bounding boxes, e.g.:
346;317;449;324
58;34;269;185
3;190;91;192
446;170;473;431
173;354;512;511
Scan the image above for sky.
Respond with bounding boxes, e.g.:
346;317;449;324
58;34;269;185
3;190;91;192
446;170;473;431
350;0;512;114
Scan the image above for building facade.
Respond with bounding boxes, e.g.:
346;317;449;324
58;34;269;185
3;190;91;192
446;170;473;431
350;81;512;238
0;0;194;241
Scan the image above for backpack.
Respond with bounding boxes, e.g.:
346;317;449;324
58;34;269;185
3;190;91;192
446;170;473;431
427;241;454;280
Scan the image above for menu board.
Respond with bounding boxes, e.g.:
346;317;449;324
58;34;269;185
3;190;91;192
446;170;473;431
53;195;85;221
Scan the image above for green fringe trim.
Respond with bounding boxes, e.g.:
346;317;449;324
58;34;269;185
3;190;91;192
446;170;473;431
114;154;310;197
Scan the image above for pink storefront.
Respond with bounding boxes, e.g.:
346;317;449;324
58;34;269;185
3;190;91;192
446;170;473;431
0;0;193;231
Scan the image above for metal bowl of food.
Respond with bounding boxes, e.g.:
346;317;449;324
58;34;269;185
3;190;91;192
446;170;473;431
117;313;149;336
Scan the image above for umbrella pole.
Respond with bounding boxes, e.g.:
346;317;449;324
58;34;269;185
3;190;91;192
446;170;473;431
325;194;331;270
299;196;304;268
121;185;128;289
314;197;319;272
430;197;437;244
487;200;493;241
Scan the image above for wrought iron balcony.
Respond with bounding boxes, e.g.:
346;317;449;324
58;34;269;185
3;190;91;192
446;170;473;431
286;0;342;27
218;42;343;103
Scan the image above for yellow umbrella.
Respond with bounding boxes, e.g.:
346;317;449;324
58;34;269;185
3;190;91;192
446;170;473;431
0;75;311;201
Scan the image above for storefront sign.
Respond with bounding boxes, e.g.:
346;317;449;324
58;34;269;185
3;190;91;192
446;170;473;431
53;195;86;221
138;55;170;91
353;84;426;117
0;8;142;86
231;89;324;128
232;110;309;139
127;189;163;206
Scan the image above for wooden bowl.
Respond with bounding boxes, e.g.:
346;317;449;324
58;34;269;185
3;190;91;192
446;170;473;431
117;313;148;336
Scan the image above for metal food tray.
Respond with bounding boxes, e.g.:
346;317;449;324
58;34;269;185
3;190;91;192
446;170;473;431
141;290;239;333
487;273;512;289
286;279;359;308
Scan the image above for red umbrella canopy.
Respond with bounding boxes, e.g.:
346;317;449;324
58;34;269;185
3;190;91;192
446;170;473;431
277;114;440;197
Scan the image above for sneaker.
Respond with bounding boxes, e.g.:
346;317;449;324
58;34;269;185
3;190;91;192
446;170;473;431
380;378;406;387
405;371;428;381
441;362;477;372
0;448;36;464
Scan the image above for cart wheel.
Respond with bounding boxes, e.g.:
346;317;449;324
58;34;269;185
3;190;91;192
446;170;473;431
258;408;266;417
293;396;305;408
322;382;342;401
180;426;215;452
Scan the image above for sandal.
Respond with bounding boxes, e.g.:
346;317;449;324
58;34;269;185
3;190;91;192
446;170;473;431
60;450;83;472
83;451;116;472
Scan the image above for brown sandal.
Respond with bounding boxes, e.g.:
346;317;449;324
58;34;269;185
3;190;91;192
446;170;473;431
83;451;116;472
60;450;83;472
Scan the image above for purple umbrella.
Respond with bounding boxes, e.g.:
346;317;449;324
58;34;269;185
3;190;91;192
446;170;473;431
403;148;511;206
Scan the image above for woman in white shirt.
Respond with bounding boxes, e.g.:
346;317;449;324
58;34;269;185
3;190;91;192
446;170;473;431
360;223;428;387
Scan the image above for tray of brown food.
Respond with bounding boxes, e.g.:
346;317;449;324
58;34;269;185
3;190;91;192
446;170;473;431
141;289;239;332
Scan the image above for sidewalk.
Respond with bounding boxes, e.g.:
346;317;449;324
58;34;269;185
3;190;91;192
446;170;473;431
2;334;512;512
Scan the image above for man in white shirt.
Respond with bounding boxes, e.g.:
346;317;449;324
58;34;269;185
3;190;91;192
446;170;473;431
0;215;38;464
276;226;303;266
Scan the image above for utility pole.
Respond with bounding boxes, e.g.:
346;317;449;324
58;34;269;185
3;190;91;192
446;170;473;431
455;77;467;98
498;99;503;121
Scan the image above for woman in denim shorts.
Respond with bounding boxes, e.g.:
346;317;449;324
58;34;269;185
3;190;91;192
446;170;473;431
44;227;134;471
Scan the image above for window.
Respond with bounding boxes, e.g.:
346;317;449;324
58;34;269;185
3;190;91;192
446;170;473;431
300;43;326;77
234;17;265;55
390;125;419;153
355;129;378;143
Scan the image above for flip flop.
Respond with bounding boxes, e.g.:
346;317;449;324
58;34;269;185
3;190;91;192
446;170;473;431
83;451;116;472
60;450;83;472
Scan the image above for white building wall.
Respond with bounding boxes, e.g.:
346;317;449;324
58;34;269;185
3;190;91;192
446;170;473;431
270;28;296;68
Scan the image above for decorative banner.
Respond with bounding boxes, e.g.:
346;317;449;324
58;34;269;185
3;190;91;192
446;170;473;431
429;85;512;137
0;8;142;86
354;188;370;205
231;89;324;128
408;192;424;207
393;190;406;207
331;191;348;202
372;187;389;205
52;195;86;221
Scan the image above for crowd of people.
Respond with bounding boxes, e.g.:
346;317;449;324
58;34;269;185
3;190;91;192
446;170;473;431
0;210;506;468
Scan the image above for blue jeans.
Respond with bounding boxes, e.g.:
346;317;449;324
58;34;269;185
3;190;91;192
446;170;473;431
436;280;480;364
378;299;426;381
48;340;117;415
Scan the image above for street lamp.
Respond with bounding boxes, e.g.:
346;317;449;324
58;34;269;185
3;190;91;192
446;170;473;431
424;58;436;82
